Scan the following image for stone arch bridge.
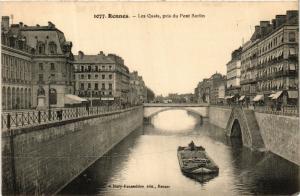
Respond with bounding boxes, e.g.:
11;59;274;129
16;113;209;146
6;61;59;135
143;103;209;119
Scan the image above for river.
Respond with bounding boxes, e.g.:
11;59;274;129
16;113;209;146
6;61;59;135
60;110;299;196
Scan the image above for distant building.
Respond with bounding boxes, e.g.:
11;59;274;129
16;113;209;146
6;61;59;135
241;10;298;106
226;47;242;101
73;51;130;104
1;16;74;109
129;71;147;105
194;72;226;104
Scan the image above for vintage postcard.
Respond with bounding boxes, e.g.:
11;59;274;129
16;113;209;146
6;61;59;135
0;1;299;195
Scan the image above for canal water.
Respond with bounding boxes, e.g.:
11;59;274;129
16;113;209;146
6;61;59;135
60;110;299;196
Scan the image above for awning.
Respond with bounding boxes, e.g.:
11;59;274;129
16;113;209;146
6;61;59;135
239;95;245;101
253;95;264;102
64;94;88;104
268;93;275;98
225;96;234;99
288;91;298;99
272;91;283;100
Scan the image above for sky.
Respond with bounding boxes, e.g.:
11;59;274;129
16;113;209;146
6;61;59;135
0;1;298;96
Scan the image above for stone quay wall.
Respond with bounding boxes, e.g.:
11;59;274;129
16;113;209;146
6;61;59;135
255;112;299;165
208;106;232;129
2;106;143;195
208;106;299;165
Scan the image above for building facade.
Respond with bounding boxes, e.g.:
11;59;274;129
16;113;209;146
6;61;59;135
195;73;226;104
1;16;33;110
226;47;242;98
129;71;147;105
1;16;74;109
241;10;298;106
73;51;130;104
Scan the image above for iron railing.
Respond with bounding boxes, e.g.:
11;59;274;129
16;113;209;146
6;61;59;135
253;105;299;117
210;103;299;117
1;105;138;131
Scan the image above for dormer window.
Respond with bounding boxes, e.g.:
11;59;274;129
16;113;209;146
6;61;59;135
49;41;57;54
37;42;45;54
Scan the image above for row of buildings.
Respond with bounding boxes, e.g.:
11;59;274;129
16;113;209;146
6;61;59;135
1;16;150;110
195;10;298;108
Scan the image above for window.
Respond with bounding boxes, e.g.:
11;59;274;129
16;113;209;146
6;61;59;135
102;65;105;69
95;66;98;71
88;66;91;71
39;63;43;70
37;42;45;54
289;32;296;42
95;74;98;78
50;63;55;70
81;74;84;79
80;83;84;90
109;65;112;70
109;91;112;95
39;74;43;81
88;83;91;89
81;66;84;71
51;74;55;78
102;75;105;79
102;83;105;90
88;74;91;79
109;74;112;79
49;42;57;54
95;83;98;90
49;88;57;105
109;83;112;90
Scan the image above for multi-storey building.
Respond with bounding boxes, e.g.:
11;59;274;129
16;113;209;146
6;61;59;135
195;72;226;104
129;71;147;105
1;16;33;110
73;51;130;104
226;47;242;100
1;16;74;109
241;10;298;106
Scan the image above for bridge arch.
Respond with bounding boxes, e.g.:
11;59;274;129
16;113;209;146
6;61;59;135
228;119;242;140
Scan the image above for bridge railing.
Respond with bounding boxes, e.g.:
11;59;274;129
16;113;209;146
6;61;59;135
1;105;138;131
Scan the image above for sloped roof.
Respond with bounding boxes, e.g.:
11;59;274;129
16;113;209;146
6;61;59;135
74;54;115;64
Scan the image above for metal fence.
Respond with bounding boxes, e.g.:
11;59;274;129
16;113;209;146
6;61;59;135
253;105;299;117
1;105;138;131
210;103;299;117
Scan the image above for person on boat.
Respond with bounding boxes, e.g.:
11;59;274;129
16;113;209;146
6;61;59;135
189;141;195;150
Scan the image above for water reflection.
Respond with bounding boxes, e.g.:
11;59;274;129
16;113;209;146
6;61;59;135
60;110;299;196
151;110;198;132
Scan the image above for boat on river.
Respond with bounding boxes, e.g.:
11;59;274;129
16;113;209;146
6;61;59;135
177;141;219;177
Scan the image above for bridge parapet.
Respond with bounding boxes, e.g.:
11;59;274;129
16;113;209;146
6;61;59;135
143;103;208;118
143;103;209;107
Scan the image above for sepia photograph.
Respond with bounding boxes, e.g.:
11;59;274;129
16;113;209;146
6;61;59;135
0;1;299;195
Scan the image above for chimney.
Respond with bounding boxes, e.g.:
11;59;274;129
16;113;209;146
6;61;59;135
48;21;55;28
286;10;298;24
271;19;276;29
275;15;286;27
98;51;104;55
260;21;270;36
1;16;9;31
78;51;84;59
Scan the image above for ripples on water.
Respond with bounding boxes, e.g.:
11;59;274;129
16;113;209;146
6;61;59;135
60;110;299;196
